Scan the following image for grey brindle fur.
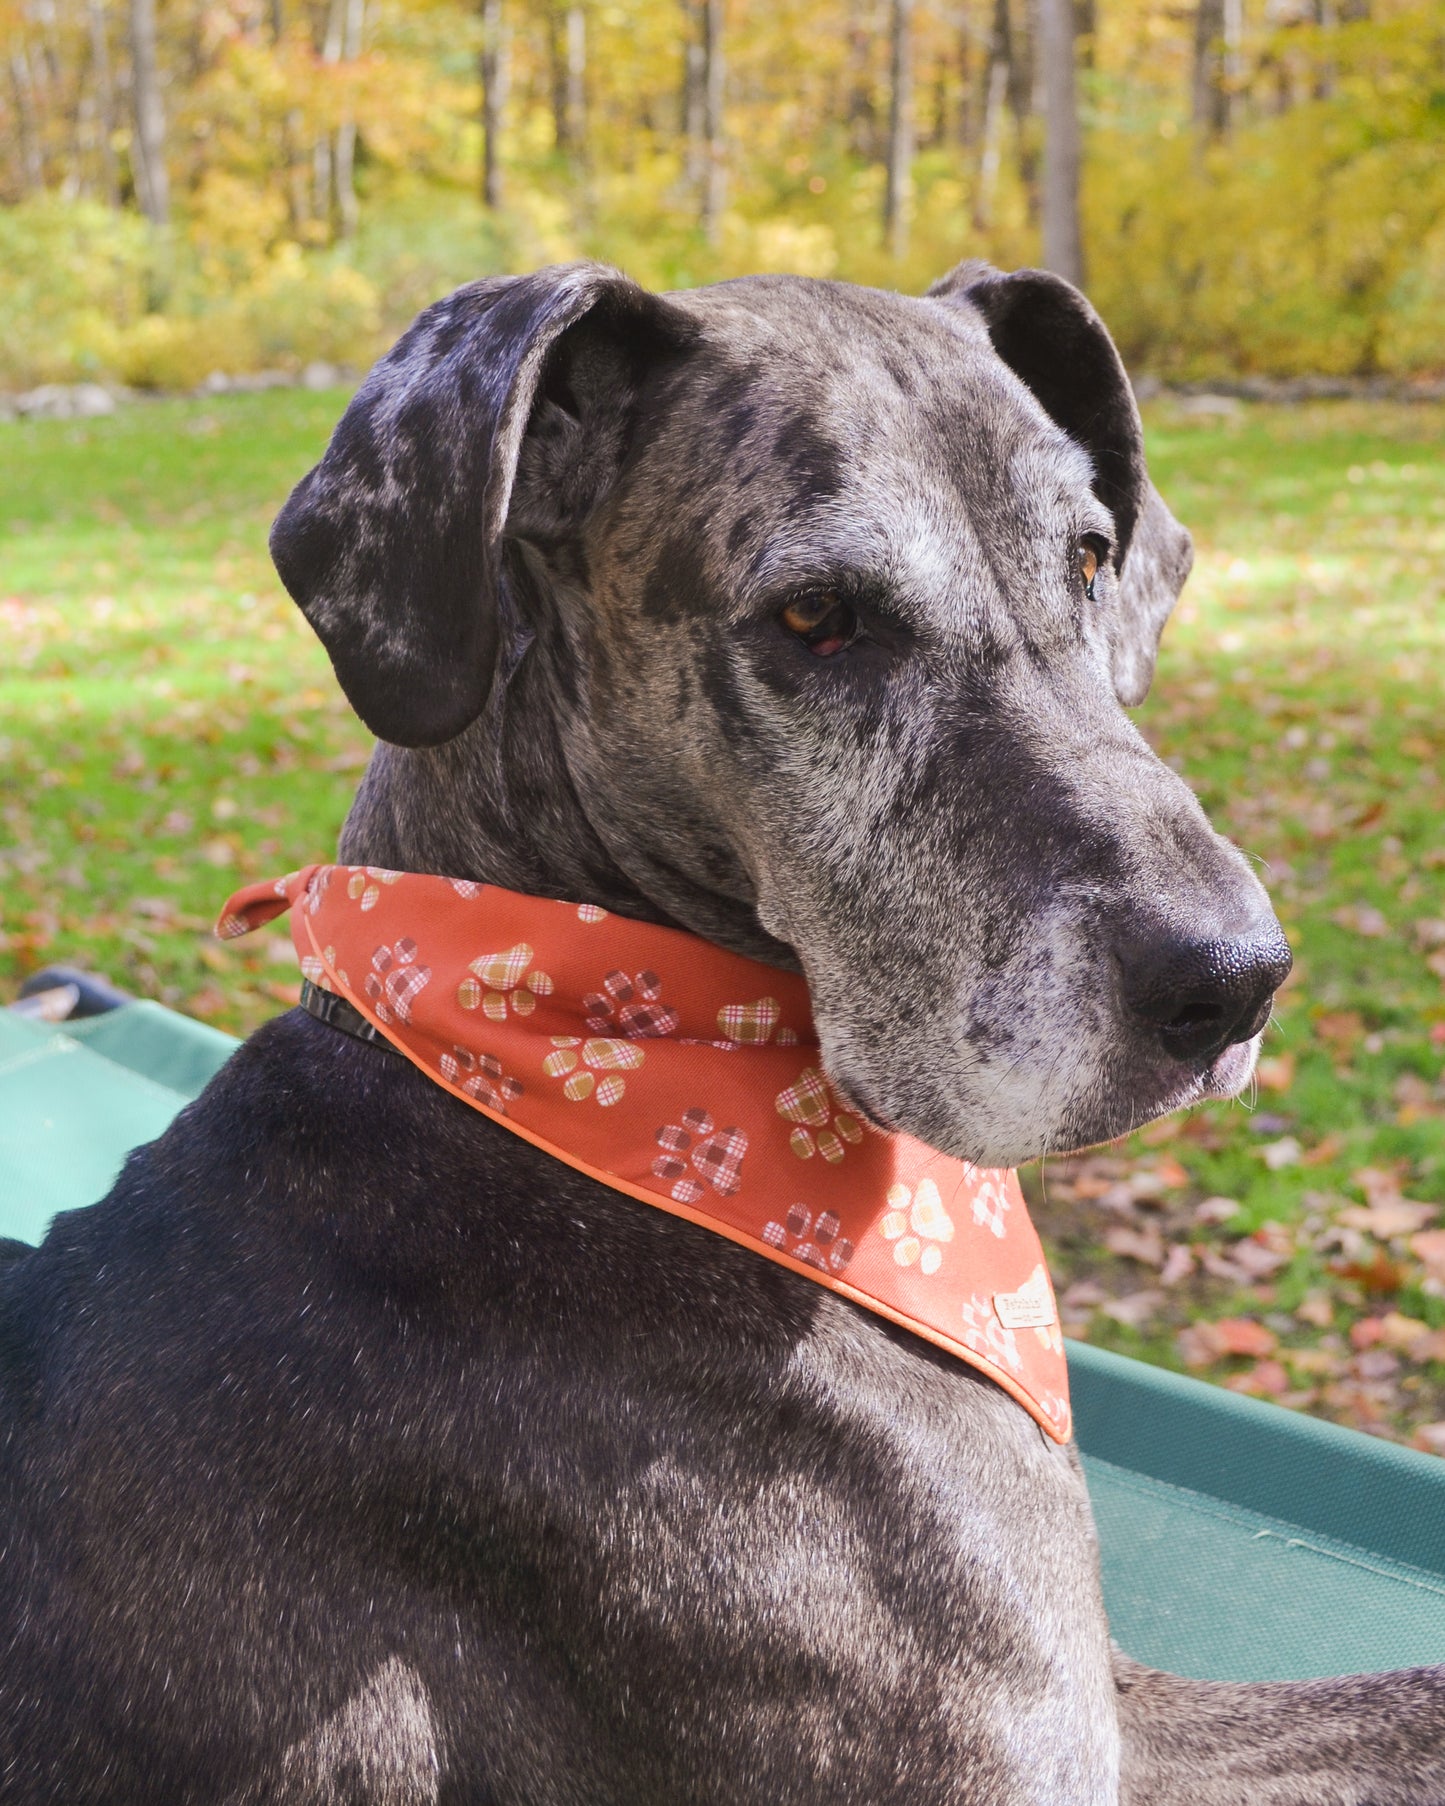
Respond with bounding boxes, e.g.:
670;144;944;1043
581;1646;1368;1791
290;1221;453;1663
0;260;1439;1802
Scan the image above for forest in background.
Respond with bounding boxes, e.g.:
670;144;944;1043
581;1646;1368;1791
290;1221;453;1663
1;0;1442;388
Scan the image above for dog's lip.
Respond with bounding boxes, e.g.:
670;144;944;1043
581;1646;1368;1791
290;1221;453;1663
1199;1036;1258;1098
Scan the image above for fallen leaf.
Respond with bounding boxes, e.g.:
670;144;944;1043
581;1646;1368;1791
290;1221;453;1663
1180;1317;1279;1366
1099;1290;1165;1328
1410;1422;1445;1456
1060;1279;1107;1311
1104;1225;1165;1267
1212;1317;1279;1358
1196;1195;1243;1224
1255;1052;1296;1091
1314;1011;1364;1054
1294;1291;1334;1328
1258;1135;1302;1169
1159;1243;1195;1287
1338;1200;1438;1238
1332;903;1389;938
1411;1230;1445;1281
1301;1132;1347;1166
1225;1359;1289;1397
1375;1311;1432;1352
1331;1251;1405;1293
1199;1246;1254;1283
1225;1237;1289;1280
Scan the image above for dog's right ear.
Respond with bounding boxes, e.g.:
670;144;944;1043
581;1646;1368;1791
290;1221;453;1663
270;263;696;747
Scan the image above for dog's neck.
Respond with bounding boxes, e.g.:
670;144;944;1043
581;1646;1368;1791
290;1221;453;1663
335;625;797;971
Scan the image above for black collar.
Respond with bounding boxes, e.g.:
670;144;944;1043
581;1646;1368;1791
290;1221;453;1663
300;979;403;1053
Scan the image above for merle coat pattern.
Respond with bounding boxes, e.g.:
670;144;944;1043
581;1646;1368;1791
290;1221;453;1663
0;261;1440;1804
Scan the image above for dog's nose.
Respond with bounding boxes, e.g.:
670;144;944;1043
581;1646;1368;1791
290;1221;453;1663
1118;925;1293;1064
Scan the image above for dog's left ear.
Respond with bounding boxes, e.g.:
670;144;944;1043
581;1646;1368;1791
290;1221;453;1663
270;262;696;747
928;261;1192;705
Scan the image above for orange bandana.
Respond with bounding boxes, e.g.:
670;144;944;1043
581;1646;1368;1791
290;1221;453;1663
219;866;1070;1441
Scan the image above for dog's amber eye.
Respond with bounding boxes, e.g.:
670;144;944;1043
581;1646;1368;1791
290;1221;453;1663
1077;540;1102;601
779;591;858;656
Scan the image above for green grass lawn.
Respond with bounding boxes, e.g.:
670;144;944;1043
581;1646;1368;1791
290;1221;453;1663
2;390;1443;1450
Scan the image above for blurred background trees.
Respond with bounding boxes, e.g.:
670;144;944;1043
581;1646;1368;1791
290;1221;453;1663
0;0;1441;388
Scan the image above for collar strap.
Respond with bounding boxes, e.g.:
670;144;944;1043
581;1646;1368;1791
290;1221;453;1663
300;977;403;1052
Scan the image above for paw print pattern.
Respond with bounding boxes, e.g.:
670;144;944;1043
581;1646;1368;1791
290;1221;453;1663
715;997;799;1047
775;1066;864;1163
299;944;349;990
959;1295;1022;1373
542;1035;644;1105
879;1178;955;1274
347;866;401;913
966;1167;1012;1239
584;970;680;1040
364;939;431;1024
438;1045;524;1113
457;942;555;1021
652;1108;748;1202
762;1203;854;1273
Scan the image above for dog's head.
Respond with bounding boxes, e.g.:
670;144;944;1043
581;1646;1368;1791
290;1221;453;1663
271;260;1289;1165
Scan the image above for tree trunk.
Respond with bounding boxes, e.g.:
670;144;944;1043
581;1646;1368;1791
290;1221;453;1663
1192;0;1226;133
1007;0;1038;223
549;3;586;156
566;6;586;157
700;0;724;242
682;0;704;184
9;49;44;193
1194;0;1243;134
974;51;1008;230
480;0;508;209
883;0;915;259
88;0;120;204
334;0;365;239
1038;0;1083;286
130;0;168;224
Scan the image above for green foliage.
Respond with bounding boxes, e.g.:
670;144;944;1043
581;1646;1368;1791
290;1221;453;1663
2;0;1442;387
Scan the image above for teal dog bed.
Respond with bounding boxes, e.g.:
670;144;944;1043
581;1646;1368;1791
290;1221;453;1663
3;998;1442;1682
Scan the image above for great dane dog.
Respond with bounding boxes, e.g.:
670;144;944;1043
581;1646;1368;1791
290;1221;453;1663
0;260;1440;1803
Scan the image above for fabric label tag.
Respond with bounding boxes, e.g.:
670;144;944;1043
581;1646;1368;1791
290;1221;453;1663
993;1268;1056;1331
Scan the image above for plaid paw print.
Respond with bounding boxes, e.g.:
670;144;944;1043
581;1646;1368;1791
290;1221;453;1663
652;1108;748;1202
959;1295;1022;1373
965;1167;1012;1239
715;997;799;1047
438;1045;524;1114
457;942;555;1021
583;969;680;1040
346;866;401;913
775;1066;864;1162
364;938;430;1024
879;1177;955;1274
762;1203;854;1273
543;1035;644;1105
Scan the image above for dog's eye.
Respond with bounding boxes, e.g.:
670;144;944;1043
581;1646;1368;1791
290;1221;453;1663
779;590;859;657
1076;536;1111;602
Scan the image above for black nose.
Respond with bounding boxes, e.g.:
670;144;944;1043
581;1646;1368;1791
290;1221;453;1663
1119;927;1293;1064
